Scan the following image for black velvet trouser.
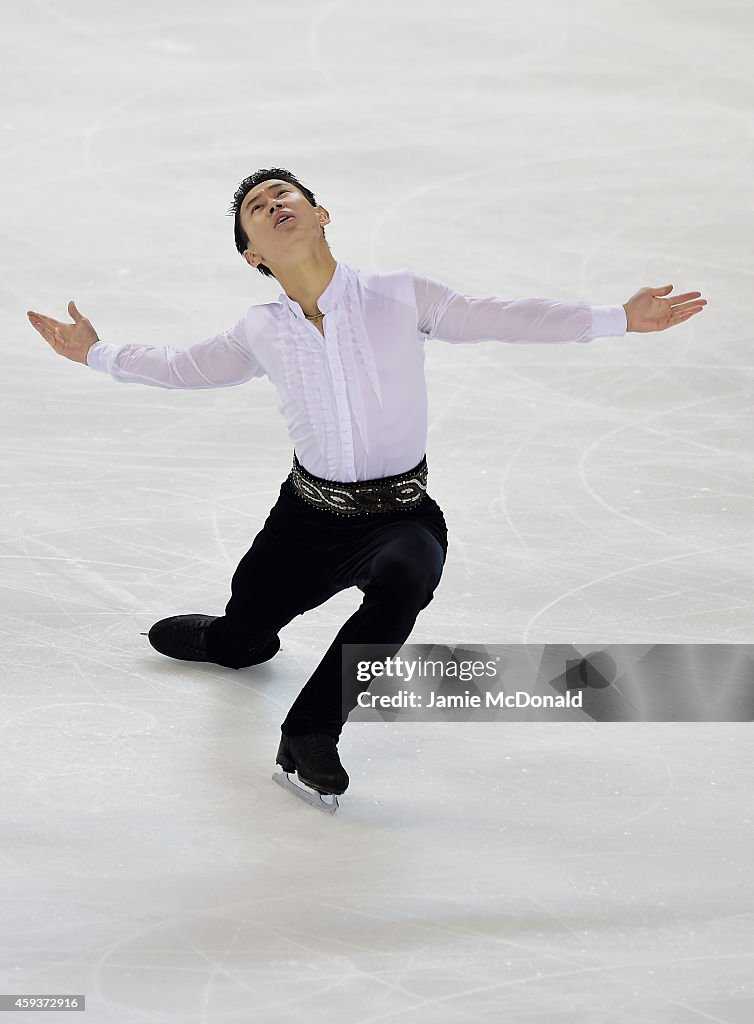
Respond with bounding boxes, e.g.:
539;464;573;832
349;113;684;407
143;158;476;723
204;471;448;739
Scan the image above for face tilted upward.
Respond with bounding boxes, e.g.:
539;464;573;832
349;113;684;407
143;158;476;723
241;179;329;266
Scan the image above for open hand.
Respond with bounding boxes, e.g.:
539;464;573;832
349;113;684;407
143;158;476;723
27;301;100;364
622;285;707;333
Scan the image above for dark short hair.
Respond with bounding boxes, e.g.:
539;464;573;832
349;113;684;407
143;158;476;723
228;167;329;279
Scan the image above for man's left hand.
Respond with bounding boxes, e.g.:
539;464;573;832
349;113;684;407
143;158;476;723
622;285;707;333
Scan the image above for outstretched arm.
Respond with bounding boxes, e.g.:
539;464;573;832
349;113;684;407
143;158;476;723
410;272;706;344
27;301;265;389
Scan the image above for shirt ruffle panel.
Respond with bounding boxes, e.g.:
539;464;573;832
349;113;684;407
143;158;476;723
274;310;335;471
342;276;383;410
338;288;383;468
326;328;356;480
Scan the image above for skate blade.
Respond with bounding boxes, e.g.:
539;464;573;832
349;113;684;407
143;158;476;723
272;770;339;814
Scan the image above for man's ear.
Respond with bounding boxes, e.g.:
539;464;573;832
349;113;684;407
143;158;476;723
244;249;260;268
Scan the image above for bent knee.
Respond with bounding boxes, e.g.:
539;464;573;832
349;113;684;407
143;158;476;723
371;551;443;602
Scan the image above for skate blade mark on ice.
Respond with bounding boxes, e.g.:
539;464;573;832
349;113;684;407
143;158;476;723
272;770;340;813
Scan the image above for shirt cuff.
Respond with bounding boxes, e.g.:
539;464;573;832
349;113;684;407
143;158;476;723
86;341;119;373
591;304;627;339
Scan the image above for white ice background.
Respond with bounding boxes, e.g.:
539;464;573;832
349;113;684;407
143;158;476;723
1;0;753;1021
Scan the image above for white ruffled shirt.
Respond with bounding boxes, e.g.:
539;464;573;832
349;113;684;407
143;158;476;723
86;261;627;482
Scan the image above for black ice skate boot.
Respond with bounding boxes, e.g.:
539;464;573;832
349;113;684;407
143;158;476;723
144;614;280;669
276;733;349;795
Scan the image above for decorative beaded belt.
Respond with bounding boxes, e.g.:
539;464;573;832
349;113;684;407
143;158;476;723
289;453;428;516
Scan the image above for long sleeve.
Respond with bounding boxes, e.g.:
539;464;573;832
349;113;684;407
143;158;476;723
410;270;627;345
85;313;266;389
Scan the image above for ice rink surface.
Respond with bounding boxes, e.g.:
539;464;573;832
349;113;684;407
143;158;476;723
2;0;753;1020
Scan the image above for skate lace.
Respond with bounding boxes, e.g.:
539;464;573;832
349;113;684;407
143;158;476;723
300;733;340;764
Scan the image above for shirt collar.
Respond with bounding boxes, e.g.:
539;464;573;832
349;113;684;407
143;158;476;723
280;260;347;320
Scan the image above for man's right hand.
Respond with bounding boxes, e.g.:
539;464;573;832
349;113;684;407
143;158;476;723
27;301;100;365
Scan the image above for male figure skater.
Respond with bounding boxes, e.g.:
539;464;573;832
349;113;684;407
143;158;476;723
27;166;707;807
